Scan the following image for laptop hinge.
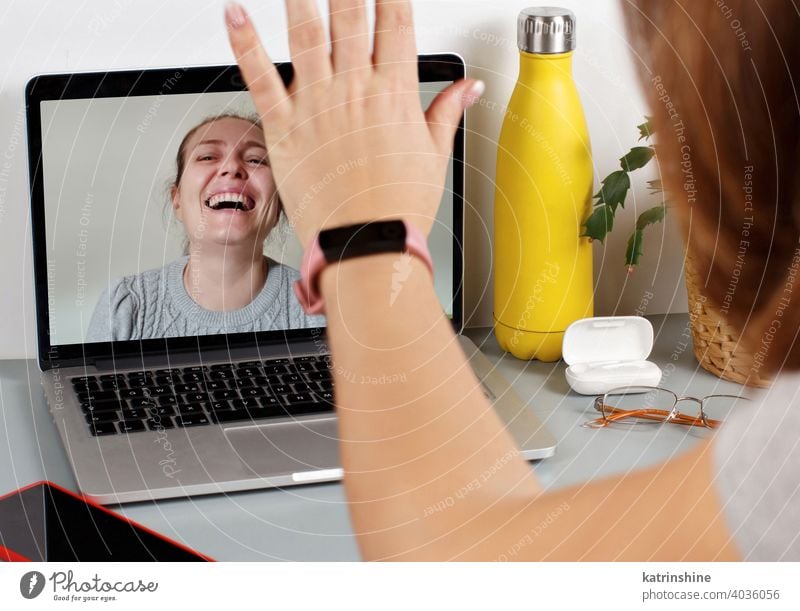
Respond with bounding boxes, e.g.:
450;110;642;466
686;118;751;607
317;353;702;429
90;339;328;372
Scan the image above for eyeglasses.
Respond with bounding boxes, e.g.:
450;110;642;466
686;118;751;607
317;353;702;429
583;385;751;429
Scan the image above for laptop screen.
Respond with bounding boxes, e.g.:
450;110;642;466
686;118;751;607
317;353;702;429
34;68;459;350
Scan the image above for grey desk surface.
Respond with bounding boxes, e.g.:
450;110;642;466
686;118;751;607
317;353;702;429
0;313;744;561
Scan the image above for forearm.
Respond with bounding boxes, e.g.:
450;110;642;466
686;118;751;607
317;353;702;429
504;439;741;561
321;253;541;560
321;255;739;561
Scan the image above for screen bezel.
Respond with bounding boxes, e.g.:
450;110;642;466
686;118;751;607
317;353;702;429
26;56;465;371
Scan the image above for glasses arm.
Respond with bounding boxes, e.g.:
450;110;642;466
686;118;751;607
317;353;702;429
587;404;719;428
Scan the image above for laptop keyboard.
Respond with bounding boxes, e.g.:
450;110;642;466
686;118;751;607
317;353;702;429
70;355;334;436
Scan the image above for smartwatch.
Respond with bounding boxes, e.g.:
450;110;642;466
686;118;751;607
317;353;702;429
293;219;434;314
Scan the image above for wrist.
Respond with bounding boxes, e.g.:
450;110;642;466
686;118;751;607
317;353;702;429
319;253;433;310
294;219;433;315
297;215;430;251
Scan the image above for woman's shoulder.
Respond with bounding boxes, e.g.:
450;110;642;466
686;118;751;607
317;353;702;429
712;370;800;560
747;370;800;415
114;257;186;295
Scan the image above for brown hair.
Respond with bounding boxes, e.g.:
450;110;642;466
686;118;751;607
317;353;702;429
622;0;800;375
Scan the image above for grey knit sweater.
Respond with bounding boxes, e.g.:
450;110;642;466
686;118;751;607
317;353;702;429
86;256;324;342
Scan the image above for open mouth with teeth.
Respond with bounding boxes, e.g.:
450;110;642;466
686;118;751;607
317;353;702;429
204;192;256;212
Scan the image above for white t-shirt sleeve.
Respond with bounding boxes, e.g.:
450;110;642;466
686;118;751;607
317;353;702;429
712;373;800;560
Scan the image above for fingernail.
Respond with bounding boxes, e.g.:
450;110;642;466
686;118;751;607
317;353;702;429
469;79;485;98
225;1;247;29
462;79;485;107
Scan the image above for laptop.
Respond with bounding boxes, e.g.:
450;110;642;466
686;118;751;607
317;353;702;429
26;54;556;505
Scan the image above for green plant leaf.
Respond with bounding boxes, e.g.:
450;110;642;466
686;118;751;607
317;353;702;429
625;229;645;267
635;203;668;230
619;146;655;172
646;179;663;192
625;204;668;267
586;117;663;268
637;117;654;141
581;205;615;243
593;170;630;211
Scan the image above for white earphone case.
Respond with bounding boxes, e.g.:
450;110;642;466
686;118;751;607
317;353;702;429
563;316;663;395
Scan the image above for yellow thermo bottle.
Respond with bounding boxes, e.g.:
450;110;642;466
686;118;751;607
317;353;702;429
493;7;593;361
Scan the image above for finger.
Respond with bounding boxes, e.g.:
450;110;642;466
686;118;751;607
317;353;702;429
329;0;370;74
225;2;291;140
373;0;417;84
425;79;484;153
286;0;333;86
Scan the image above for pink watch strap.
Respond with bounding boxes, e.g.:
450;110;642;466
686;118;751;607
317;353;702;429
293;220;434;315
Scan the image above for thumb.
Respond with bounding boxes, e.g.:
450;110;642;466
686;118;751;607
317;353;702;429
425;78;485;153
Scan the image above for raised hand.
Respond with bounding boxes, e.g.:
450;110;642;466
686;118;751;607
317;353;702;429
225;0;483;247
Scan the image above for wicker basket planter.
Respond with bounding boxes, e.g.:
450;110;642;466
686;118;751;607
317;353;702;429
684;252;772;388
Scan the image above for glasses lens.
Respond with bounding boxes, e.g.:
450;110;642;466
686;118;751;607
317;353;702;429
601;387;677;425
699;395;750;428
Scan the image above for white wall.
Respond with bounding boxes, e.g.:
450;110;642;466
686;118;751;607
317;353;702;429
0;0;688;359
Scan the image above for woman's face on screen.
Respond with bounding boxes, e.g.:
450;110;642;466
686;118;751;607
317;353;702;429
172;117;279;251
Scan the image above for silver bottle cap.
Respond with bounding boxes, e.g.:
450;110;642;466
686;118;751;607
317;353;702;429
517;7;576;54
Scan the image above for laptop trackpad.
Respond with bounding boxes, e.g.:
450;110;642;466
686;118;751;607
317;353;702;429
223;419;340;476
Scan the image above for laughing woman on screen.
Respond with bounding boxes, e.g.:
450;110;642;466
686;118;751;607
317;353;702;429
86;113;324;342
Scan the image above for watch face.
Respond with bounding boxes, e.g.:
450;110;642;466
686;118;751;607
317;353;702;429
319;220;407;262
